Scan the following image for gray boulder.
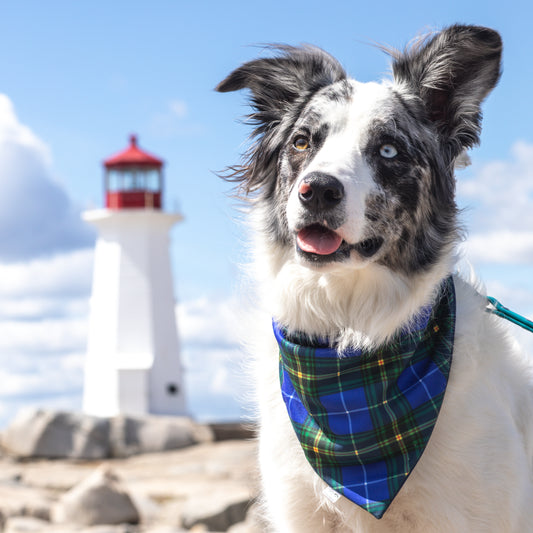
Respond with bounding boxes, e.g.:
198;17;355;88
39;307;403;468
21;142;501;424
1;408;110;460
227;503;265;533
109;414;213;458
52;465;139;526
181;488;252;531
0;408;214;460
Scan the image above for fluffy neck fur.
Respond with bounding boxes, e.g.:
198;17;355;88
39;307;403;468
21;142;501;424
252;205;455;352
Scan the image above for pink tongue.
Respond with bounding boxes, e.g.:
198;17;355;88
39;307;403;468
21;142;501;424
297;225;343;255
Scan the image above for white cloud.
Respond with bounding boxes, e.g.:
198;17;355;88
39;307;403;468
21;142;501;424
457;142;533;358
0;94;94;262
459;141;533;232
0;101;97;425
177;296;242;347
0;96;50;158
0;249;93;323
0;248;93;299
149;98;205;138
461;231;533;265
169;99;188;119
0;316;87;355
0;249;93;425
459;141;533;265
0;352;84;403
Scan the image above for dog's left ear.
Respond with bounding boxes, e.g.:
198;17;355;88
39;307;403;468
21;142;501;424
392;25;502;159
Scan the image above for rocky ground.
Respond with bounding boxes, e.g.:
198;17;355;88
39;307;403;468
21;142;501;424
0;411;263;533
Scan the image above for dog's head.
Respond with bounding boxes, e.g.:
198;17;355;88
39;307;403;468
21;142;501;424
217;26;501;277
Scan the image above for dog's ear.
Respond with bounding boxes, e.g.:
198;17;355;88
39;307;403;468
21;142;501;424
216;46;346;194
216;45;346;130
392;25;502;159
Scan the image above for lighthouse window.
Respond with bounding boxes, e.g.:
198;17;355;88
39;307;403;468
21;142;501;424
122;170;135;190
107;171;121;191
105;168;161;193
167;383;179;396
145;170;160;191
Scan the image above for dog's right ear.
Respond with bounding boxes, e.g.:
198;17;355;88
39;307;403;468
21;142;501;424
216;45;346;131
216;46;346;195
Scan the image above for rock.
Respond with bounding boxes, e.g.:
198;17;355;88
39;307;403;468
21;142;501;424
208;423;255;442
227;504;265;533
181;488;252;531
4;521;141;533
109;415;213;458
0;408;215;460
3;517;48;533
1;408;110;460
227;523;250;533
2;517;84;533
0;483;53;520
142;528;188;533
80;527;141;533
52;465;140;526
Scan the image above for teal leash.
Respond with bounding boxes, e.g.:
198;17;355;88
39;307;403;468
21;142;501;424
486;296;533;334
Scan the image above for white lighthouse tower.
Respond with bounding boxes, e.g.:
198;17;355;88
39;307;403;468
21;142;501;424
83;134;186;417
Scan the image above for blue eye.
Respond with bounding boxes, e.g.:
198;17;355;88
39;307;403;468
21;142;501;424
379;144;398;159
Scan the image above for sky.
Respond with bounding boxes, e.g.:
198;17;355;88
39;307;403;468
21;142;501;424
0;1;532;426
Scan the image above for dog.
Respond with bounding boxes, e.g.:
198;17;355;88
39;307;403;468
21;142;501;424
216;25;533;532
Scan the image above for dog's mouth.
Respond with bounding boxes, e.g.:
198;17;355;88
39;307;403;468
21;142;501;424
296;224;384;261
297;224;343;255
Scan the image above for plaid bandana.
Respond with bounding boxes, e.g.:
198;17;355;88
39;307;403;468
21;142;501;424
275;277;455;519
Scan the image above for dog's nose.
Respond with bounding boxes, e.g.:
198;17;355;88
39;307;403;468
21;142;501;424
298;173;344;211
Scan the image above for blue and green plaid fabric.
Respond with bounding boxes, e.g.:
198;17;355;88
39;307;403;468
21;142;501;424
275;276;455;519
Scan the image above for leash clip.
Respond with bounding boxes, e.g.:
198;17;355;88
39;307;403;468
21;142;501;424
486;296;533;334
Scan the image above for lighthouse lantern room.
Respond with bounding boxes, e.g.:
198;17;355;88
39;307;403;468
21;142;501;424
104;134;163;209
83;135;186;418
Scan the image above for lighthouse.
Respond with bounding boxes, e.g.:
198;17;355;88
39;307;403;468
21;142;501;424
83;135;186;418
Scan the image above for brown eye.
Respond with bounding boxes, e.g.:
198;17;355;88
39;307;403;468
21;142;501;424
294;136;309;151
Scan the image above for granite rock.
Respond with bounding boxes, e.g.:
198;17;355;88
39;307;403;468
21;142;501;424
1;409;110;460
1;409;214;460
52;465;140;526
109;415;212;458
180;488;252;531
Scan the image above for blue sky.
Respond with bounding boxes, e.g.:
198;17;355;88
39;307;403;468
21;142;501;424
0;1;532;425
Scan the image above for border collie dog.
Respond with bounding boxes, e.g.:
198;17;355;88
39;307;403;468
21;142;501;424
217;26;533;532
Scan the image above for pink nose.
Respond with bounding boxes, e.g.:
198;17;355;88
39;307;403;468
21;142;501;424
298;181;312;196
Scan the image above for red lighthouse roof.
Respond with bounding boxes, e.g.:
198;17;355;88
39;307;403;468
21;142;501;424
104;135;163;169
